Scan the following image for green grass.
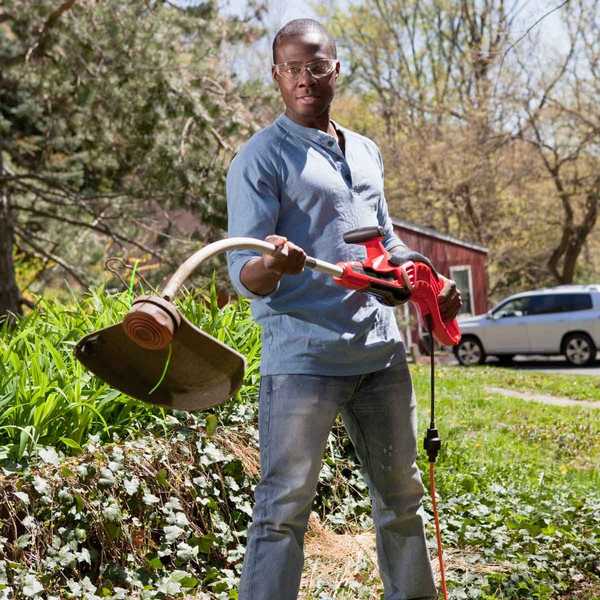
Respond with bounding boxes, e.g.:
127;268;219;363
1;292;598;598
0;283;260;462
415;365;600;488
411;364;600;599
456;365;600;401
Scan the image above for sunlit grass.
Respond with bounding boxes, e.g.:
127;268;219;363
0;282;261;461
412;364;600;493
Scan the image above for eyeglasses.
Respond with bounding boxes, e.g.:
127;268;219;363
273;59;338;81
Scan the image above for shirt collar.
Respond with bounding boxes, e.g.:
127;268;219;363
276;114;345;157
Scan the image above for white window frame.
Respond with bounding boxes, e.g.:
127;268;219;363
449;264;475;316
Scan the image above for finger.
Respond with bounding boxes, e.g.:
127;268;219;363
288;250;306;273
400;267;414;291
442;298;462;320
440;280;456;297
265;235;287;252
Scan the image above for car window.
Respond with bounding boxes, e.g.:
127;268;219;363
563;294;593;311
492;297;531;318
528;293;593;315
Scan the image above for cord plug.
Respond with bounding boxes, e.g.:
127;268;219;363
424;427;441;464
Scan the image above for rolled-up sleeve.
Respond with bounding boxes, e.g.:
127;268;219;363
226;146;282;299
373;146;407;252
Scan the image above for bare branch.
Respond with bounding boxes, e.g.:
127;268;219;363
14;225;88;287
13;204;175;266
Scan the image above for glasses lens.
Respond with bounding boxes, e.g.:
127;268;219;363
308;60;335;77
280;64;302;79
276;60;336;80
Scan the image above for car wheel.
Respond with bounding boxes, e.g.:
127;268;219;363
454;336;486;366
563;333;596;366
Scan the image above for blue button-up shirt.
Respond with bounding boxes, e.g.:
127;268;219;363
226;114;407;376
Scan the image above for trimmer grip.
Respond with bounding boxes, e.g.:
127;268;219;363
343;226;384;244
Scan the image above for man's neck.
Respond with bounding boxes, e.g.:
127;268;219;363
285;109;331;134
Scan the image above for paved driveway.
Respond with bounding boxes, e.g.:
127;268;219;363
470;355;600;376
443;352;600;375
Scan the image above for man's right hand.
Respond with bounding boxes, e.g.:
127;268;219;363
263;235;306;275
240;235;306;296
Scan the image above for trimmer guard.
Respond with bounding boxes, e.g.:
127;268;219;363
74;314;245;411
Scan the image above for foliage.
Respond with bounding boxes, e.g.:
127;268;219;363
0;423;257;599
1;296;599;598
321;0;600;298
0;285;260;462
0;0;267;314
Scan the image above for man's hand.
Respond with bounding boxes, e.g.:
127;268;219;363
438;275;462;321
240;235;306;296
263;235;306;275
389;247;436;275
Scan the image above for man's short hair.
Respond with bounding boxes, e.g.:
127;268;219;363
272;19;337;64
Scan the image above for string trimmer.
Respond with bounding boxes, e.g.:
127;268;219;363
75;225;460;597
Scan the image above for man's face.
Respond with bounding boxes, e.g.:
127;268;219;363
272;32;339;127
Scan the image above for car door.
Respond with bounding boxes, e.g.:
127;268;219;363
482;296;532;353
526;293;594;353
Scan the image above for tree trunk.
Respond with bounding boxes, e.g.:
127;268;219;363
559;186;599;284
0;168;20;321
548;177;599;284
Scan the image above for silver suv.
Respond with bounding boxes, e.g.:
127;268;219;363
454;285;600;366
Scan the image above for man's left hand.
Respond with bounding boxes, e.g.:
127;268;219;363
438;276;462;321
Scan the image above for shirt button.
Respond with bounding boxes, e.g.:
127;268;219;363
327;140;334;147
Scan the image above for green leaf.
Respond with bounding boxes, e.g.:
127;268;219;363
180;576;199;589
59;436;82;450
156;468;168;488
147;556;163;570
205;414;218;437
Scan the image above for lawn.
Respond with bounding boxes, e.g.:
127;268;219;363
415;365;598;598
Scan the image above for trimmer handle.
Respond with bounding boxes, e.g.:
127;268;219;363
333;228;461;346
343;226;385;244
402;261;461;346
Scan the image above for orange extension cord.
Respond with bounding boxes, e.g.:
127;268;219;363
428;462;448;600
424;317;449;600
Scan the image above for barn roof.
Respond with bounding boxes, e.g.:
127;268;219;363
392;218;488;254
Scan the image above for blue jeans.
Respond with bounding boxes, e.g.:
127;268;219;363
238;361;436;600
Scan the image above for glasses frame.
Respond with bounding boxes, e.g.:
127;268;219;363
273;58;338;81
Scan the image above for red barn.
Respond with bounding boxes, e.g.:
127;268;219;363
392;218;489;349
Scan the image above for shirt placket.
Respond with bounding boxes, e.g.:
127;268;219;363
279;116;363;252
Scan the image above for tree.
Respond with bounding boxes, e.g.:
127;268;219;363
0;0;266;319
514;0;600;284
323;0;600;296
324;0;519;243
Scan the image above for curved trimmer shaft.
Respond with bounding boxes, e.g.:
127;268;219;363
75;238;342;412
162;237;342;300
76;233;457;412
123;238;342;351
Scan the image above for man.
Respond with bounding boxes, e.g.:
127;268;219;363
226;18;461;600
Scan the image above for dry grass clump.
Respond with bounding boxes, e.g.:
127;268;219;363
299;513;514;599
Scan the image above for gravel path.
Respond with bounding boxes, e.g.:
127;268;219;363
485;386;600;409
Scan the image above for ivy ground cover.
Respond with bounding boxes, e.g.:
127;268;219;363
0;292;598;598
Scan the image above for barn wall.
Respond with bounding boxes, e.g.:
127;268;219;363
394;225;489;315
